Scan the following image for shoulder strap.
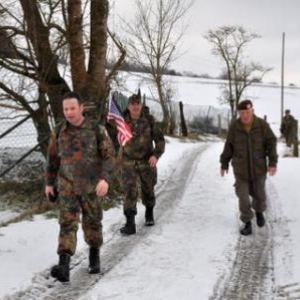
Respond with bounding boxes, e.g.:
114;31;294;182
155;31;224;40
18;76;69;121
147;114;155;128
142;105;155;128
93;123;103;143
54;121;65;139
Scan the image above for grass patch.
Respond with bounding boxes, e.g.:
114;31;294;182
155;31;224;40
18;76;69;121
0;200;56;227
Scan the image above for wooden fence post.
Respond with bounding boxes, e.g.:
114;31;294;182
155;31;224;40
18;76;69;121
293;120;299;157
179;101;188;137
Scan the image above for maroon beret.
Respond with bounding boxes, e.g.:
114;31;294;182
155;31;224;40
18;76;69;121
237;100;253;110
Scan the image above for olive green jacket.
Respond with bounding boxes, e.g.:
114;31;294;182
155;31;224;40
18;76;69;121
220;116;278;180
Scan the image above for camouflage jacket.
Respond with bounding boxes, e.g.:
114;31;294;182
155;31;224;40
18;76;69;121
45;119;115;195
220;116;278;180
121;110;165;161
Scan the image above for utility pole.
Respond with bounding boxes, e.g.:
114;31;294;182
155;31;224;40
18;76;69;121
281;32;285;120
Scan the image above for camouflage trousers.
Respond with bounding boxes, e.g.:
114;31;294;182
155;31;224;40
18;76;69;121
121;160;157;214
57;192;103;256
234;176;267;223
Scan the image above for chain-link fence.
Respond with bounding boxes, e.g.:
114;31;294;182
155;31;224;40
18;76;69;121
0;117;38;148
0;98;230;179
139;96;231;134
0;117;43;180
113;92;231;134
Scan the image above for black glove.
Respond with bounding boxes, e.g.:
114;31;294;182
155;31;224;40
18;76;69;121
48;187;59;203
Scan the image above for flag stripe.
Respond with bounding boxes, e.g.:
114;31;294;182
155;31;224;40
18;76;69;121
107;96;133;146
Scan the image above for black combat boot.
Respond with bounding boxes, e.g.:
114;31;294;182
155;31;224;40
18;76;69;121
240;221;252;236
256;212;265;227
51;253;71;282
88;247;100;274
145;206;155;226
120;211;136;235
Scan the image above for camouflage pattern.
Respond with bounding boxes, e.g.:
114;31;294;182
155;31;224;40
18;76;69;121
280;114;296;147
122;111;165;160
46;119;115;193
58;193;103;255
121;160;157;213
45;118;115;255
121;110;165;213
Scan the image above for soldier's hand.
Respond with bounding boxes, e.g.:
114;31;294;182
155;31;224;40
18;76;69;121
268;167;277;176
220;169;228;177
45;185;59;202
96;179;109;197
149;156;158;167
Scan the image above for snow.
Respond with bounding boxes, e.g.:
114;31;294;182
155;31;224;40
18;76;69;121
1;78;300;299
84;142;238;300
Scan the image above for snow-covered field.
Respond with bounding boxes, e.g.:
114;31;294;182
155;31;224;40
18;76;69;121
1;75;300;299
2;75;300;148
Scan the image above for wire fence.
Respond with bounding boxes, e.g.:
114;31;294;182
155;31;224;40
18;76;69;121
0;117;37;148
0;117;43;180
0;98;230;179
113;91;231;134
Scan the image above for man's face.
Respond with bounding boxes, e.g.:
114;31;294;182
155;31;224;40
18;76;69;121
63;98;85;126
238;108;254;125
128;101;142;119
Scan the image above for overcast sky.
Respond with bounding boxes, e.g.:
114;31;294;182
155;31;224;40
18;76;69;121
111;0;300;85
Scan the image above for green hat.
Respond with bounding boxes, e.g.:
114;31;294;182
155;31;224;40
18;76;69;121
128;94;141;104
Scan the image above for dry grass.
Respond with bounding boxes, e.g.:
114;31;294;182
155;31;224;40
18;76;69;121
0;200;56;227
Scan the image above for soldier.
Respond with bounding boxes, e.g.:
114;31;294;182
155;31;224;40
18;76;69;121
220;99;278;236
118;93;165;235
45;91;115;282
280;109;296;152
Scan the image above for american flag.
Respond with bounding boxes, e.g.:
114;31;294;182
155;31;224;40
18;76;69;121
107;96;133;146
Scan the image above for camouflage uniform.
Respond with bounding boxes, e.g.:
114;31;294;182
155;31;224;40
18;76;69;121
121;110;165;214
45;119;115;255
220;116;278;223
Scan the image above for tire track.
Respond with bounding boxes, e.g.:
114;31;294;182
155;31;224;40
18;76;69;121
210;178;300;300
210;179;276;300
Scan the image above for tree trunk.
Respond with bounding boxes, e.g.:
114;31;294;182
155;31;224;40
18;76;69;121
86;0;109;120
20;0;70;121
67;0;87;92
31;93;52;157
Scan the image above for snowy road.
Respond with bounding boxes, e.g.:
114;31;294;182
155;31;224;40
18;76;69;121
81;142;276;300
2;141;300;300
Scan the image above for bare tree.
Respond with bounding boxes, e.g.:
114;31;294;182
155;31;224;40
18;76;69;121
0;0;125;156
123;0;193;133
204;26;272;120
